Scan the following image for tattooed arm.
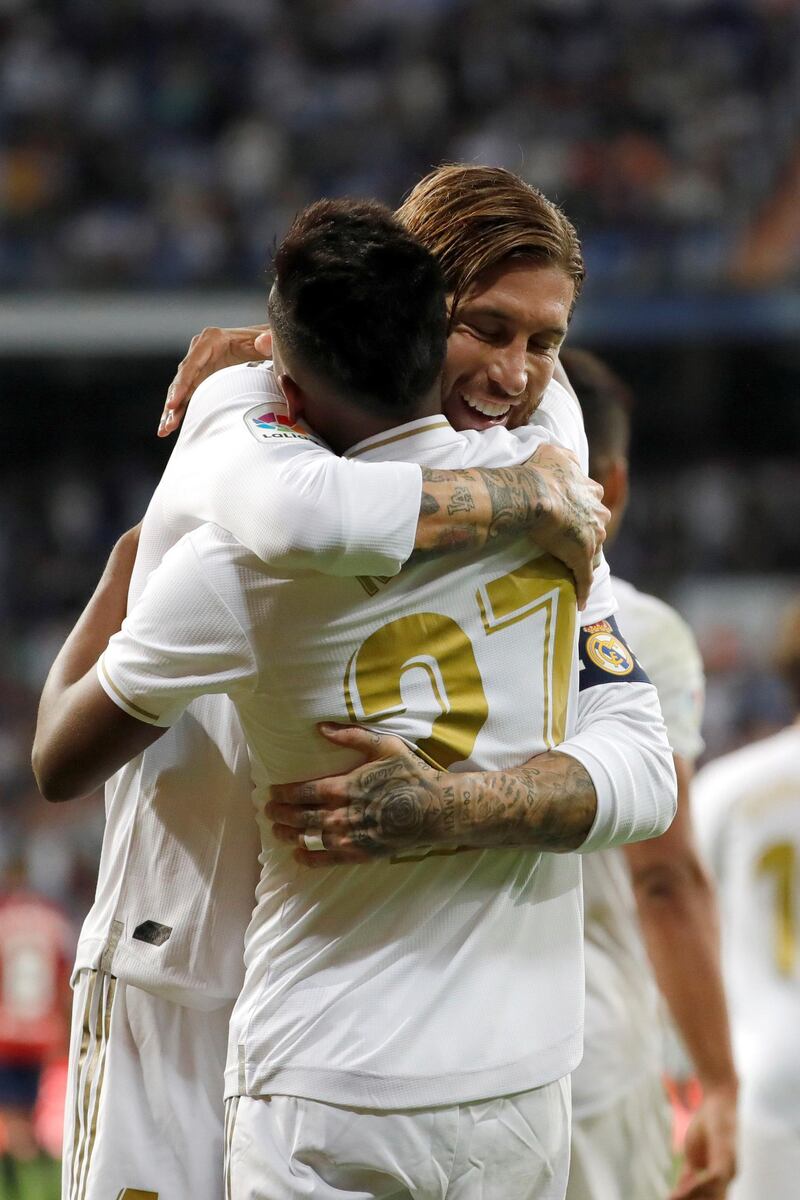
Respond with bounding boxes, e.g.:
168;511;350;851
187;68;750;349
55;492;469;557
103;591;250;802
417;443;608;609
268;725;597;866
268;661;676;865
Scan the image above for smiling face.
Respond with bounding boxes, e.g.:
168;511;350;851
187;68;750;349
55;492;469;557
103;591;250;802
441;260;575;432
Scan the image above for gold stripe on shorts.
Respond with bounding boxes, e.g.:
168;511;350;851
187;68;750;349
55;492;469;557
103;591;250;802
68;970;117;1200
224;1099;239;1200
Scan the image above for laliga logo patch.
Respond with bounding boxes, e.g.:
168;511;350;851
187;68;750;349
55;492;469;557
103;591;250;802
244;403;323;445
585;631;635;676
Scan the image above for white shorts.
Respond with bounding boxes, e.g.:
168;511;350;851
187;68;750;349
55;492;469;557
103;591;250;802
62;968;232;1200
224;1076;571;1200
566;1071;672;1200
731;1116;800;1200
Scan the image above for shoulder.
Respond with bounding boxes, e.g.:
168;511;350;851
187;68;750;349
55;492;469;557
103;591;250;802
135;525;247;606
614;579;699;651
183;523;263;578
532;377;587;464
454;422;551;468
694;735;784;812
612;577;705;755
181;362;283;432
195;361;278;402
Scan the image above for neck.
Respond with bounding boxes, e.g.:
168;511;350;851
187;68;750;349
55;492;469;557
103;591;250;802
329;383;443;455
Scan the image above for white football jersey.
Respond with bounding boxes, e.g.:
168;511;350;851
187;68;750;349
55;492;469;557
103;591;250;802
97;411;677;1109
75;366;596;1007
75;364;426;1008
99;414;645;1109
694;725;800;1132
573;577;705;1116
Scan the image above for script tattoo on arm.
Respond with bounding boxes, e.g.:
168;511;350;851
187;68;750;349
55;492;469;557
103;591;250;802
408;448;606;608
412;464;553;561
452;754;597;852
474;466;547;542
447;485;476;517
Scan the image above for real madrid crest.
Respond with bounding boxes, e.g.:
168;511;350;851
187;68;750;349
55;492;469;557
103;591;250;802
585;631;635;676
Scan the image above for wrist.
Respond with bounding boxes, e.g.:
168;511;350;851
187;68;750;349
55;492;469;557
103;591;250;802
698;1073;738;1101
524;465;557;532
439;772;481;845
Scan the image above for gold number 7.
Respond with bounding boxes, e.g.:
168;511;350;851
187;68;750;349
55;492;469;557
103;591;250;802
344;554;575;769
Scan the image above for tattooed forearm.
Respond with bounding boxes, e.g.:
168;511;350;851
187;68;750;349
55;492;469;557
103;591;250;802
447;486;476;517
448;752;597;852
338;749;596;857
474;466;547;543
413;453;606;613
414;465;553;557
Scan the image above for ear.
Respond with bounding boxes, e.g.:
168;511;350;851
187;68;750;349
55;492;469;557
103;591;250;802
277;373;305;425
600;458;629;520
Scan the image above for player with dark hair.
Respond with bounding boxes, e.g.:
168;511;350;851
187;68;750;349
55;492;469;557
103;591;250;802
268;198;448;423
161;164;586;437
36;198;674;1199
38;170;615;1199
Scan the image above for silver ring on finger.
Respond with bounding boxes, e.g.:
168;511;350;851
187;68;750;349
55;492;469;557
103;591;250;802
302;829;326;853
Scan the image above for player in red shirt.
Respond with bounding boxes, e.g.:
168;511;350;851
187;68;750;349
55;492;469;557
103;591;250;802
0;864;73;1163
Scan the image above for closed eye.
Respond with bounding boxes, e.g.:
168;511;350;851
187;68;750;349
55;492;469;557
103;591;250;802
464;321;505;343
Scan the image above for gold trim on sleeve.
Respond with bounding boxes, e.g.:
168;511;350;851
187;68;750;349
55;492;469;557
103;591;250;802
101;659;160;722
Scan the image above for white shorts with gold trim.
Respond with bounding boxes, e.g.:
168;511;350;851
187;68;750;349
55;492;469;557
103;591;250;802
62;968;231;1200
224;1076;571;1200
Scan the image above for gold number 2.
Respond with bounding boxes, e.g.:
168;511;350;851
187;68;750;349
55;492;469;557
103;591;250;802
756;841;797;976
344;554;575;769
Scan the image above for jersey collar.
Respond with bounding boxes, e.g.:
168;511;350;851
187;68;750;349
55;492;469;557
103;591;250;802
344;415;461;462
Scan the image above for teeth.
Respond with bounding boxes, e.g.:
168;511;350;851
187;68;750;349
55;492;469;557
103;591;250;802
463;396;512;418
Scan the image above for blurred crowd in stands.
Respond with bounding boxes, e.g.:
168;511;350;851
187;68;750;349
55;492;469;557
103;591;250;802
3;0;800;293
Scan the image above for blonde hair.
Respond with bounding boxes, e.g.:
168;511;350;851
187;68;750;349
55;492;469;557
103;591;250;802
396;163;585;315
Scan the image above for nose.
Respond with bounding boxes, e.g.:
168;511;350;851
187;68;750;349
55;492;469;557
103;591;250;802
486;343;527;397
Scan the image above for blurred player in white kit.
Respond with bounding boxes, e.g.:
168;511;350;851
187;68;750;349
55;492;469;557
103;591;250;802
559;350;738;1200
35;192;676;1195
694;600;800;1200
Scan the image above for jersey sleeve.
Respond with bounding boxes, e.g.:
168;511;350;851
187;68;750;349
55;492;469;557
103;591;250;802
533;378;590;473
558;615;677;851
163;366;423;578
97;533;258;728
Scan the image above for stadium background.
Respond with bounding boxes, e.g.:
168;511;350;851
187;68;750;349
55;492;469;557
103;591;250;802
0;0;798;1188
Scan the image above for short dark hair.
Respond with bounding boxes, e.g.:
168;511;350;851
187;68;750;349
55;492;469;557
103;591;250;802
268;198;447;418
559;348;632;474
